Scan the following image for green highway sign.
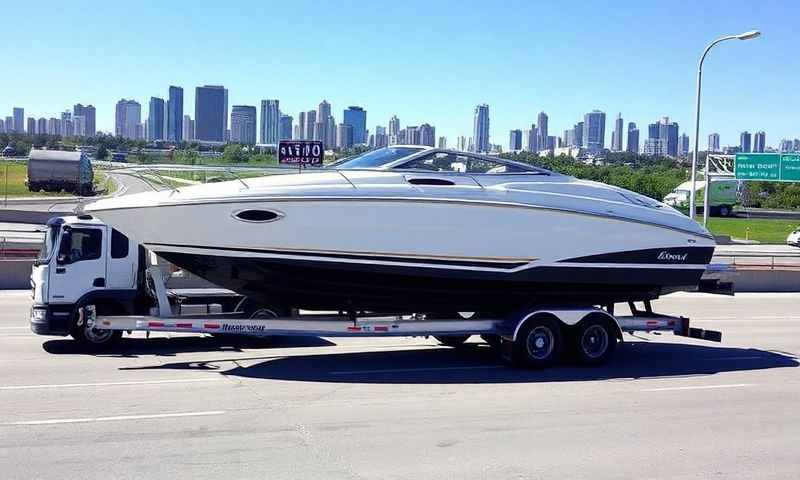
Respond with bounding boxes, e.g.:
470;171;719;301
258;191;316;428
735;153;800;182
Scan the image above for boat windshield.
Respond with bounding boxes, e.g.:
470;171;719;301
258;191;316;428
38;225;59;262
328;147;425;169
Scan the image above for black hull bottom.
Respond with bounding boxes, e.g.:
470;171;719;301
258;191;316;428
158;251;708;313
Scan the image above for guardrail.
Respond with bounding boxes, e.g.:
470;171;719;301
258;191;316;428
0;237;40;259
713;252;800;271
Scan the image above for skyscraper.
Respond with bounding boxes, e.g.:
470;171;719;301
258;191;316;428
536;112;548;152
418;123;436;147
388;115;400;138
61;111;74;137
230;105;257;144
405;126;420;145
336;123;354;149
73;116;85;136
5;117;13;134
73;104;96;137
195;85;228;142
12;108;24;133
182;115;194;141
740;131;752;153
753;131;766;153
279;114;293;140
573;122;584;147
456;136;467;151
472;104;490;153
509;129;523;151
26;117;36;135
115;99;141;139
258;99;280;144
611;113;624;151
305;110;316;142
316;100;332;146
37;118;47;135
47;117;60;136
679;134;690;157
438;136;447;149
297;112;306;140
648;117;679;157
167;86;184;142
525;126;536;152
708;133;720;152
626;122;639;153
582;110;606;152
147;97;165;141
343;106;367;145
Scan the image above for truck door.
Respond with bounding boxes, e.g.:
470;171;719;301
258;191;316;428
106;228;136;289
48;226;106;304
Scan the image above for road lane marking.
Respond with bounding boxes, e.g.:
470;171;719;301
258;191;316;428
642;383;754;392
2;410;226;426
331;365;503;375
0;378;222;391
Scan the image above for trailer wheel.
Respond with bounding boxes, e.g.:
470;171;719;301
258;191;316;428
434;334;471;347
572;315;617;366
511;315;563;368
70;304;121;349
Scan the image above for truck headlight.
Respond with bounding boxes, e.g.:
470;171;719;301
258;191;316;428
31;308;47;322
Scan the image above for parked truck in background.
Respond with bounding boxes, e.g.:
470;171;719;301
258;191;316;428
663;178;739;217
27;149;94;196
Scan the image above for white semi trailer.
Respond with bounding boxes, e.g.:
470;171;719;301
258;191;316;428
30;215;729;368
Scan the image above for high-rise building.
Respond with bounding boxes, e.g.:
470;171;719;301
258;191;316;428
336;122;354;149
406;126;420;145
147;97;165;141
388;115;400;139
574;122;584;147
195;85;228;142
297;111;306;140
626;122;639;153
456;136;467;151
37;118;47;135
418;123;436;147
316;100;332;146
794;139;800;152
611;113;624;151
0;121;4;133
536;112;548;152
12;108;24;133
182;115;194;141
26;117;36;135
305;110;316;142
740;131;752;153
115;99;141;139
679;134;690;157
258;99;280;144
61;111;74;137
326;116;336;147
509;129;523;151
525;126;536;152
229;105;257;144
438;136;447;149
73;104;96;137
166;86;184;142
563;129;574;148
753;131;766;153
74;116;86;136
779;139;792;153
373;126;388;148
343;106;367;145
582;110;606;152
47;117;60;136
279;114;293;140
708;133;720;152
472;104;490;153
647;117;679;157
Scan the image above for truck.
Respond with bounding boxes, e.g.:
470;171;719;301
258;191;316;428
30;215;730;369
27;149;94;196
663;178;739;217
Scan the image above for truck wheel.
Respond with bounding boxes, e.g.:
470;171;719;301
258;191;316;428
434;334;471;347
70;304;121;349
511;314;563;368
572;316;617;366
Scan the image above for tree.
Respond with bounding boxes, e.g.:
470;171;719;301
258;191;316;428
96;144;108;160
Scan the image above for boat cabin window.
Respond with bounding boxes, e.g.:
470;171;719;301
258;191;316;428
329;147;425;169
395;152;530;174
58;228;102;264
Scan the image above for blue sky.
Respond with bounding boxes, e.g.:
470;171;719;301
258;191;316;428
3;0;798;148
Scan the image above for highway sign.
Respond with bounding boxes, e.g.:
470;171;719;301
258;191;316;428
278;140;324;166
734;153;800;182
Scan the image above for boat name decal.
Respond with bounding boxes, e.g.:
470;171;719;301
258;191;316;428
657;251;688;262
220;323;267;333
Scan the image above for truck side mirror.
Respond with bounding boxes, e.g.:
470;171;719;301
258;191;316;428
57;229;72;265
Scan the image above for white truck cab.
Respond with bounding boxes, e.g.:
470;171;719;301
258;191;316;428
30;215;141;344
663;179;739;217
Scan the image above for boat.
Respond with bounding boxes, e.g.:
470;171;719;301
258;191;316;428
85;146;716;313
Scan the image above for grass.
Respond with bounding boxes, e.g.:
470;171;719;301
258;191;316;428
706;217;799;244
0;161;65;197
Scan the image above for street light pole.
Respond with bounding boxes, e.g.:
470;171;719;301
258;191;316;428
690;30;761;225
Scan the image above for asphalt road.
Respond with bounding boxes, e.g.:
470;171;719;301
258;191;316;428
0;292;798;479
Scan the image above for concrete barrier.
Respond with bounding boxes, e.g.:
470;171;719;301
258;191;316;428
0;260;33;290
0;209;71;224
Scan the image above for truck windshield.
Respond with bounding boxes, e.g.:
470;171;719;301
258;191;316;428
38;225;59;262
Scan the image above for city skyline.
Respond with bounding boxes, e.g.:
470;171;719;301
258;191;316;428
1;1;795;149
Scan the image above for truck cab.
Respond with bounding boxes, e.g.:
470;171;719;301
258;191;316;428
663;178;739;217
30;215;140;343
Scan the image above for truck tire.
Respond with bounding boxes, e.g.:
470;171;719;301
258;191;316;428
434;334;471;347
70;303;122;349
510;314;563;368
571;315;617;366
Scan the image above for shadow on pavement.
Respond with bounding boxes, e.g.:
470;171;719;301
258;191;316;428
42;335;335;358
107;340;798;383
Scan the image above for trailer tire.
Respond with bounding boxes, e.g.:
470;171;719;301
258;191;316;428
512;314;563;368
70;303;122;349
572;315;617;366
434;334;471;347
